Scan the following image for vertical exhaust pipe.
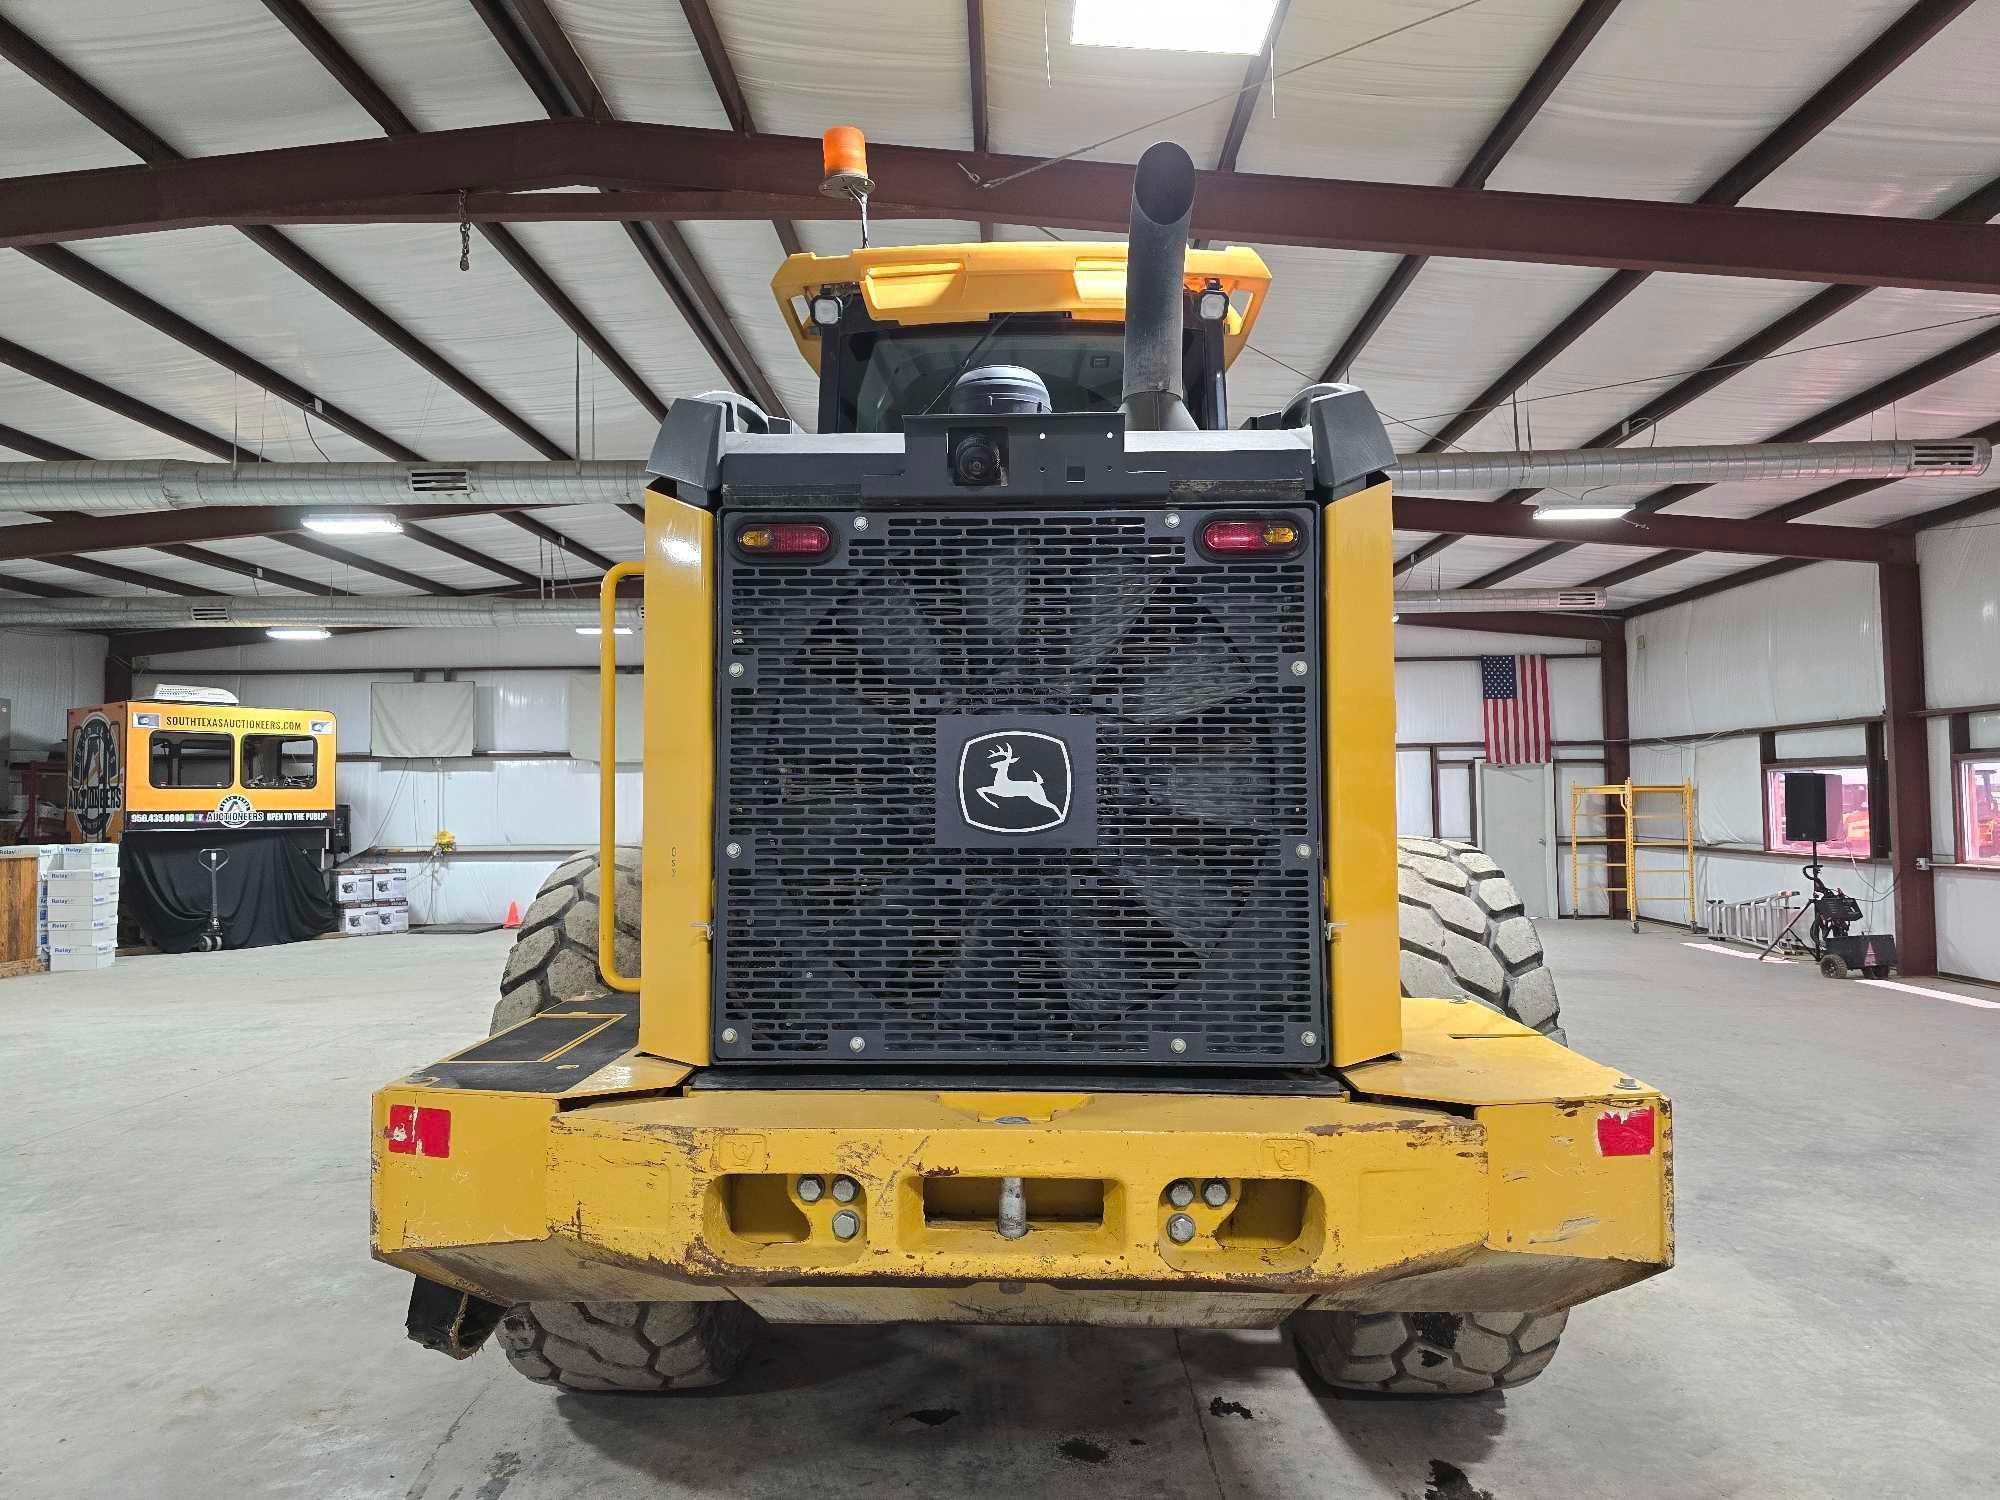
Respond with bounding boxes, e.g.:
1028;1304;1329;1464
1121;142;1199;432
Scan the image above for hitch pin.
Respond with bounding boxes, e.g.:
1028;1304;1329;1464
997;1176;1027;1239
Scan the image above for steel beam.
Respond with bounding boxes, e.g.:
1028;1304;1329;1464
42;555;213;595
499;512;616;573
0;11;567;461
1412;0;1977;458
18;245;422;460
264;0;663;422
460;0;787;415
0;423;86;461
1623;558;1808;618
1878;560;1936;973
1322;0;1621;381
0;569;89;599
678;0;805;257
1394;495;1909;564
8;120;2000;295
1393;610;1620;643
154;543;355;596
0;337;257;462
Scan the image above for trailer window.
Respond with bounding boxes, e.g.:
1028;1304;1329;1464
1960;758;2000;866
1764;766;1870;858
241;734;318;790
149;732;235;789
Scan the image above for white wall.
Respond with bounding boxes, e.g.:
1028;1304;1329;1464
136;628;644;924
1391;634;1607;911
1919;519;2000;981
2;630;107;827
1626;546;2000;982
0;629;107;752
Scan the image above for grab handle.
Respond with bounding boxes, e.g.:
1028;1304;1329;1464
598;559;644;993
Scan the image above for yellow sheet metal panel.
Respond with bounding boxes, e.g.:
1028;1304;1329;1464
1323;482;1402;1065
1346;997;1654;1106
1480;1098;1674;1268
371;1087;553;1253
640;491;716;1064
542;1089;1488;1290
769;240;1272;371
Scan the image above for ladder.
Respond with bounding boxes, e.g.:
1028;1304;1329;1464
1567;781;1696;932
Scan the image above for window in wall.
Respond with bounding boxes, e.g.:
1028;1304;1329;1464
1764;766;1871;857
1960;758;2000;866
241;735;317;790
149;732;234;789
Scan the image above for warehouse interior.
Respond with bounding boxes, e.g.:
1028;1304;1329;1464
2;2;1998;1497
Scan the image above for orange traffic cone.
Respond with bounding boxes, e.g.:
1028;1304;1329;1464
503;901;522;929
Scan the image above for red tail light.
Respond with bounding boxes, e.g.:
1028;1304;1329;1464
1200;518;1301;556
1595;1106;1655;1157
737;522;831;556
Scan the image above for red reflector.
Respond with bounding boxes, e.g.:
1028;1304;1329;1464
1200;519;1299;553
737;521;830;555
1595;1106;1655;1157
386;1103;452;1157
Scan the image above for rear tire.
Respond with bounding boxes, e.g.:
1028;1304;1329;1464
496;1300;761;1392
1291;1309;1568;1395
1397;837;1564;1044
490;848;641;1034
1820;952;1851;980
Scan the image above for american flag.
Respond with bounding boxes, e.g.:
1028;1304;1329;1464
1481;654;1552;765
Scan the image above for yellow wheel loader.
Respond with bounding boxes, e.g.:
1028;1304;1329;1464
373;141;1670;1398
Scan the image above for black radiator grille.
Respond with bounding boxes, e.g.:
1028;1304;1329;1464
714;506;1324;1066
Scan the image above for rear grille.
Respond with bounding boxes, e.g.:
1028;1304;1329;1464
714;506;1324;1066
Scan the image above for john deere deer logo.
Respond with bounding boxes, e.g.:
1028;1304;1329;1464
958;731;1071;834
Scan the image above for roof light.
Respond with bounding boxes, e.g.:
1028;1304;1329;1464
820;126;873;197
1532;502;1635;522
574;626;634;636
302;512;404;536
737;521;832;557
265;627;331;642
1197;285;1229;322
1199;518;1300;557
1072;0;1279;54
810;294;844;328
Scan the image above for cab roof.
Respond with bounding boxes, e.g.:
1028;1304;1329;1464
770;239;1271;373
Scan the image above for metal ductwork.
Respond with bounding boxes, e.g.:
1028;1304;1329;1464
1119;142;1199;433
1393;439;1988;493
0;461;650;515
0;596;642;630
0;439;1984;515
1394;588;1610;614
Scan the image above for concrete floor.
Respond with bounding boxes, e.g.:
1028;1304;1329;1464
3;924;1997;1499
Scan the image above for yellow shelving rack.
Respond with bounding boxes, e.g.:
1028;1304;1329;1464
1568;780;1696;932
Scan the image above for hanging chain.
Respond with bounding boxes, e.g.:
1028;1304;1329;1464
457;188;472;272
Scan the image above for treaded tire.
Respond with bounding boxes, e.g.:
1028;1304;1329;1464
490;847;640;1034
496;1300;761;1392
1397;837;1565;1045
1292;1309;1568;1395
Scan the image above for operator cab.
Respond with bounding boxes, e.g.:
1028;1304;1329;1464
770;240;1272;435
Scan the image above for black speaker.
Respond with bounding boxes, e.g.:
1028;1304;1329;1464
1783;772;1839;844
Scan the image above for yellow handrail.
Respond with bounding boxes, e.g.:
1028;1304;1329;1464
598;559;644;992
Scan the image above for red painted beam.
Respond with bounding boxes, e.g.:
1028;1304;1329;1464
1878;560;1936;974
7;120;2000;293
1393;495;1911;564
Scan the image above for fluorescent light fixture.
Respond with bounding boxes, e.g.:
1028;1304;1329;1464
1072;0;1279;54
1394;588;1609;614
575;626;634;636
1532;502;1635;522
301;512;404;536
265;626;331;641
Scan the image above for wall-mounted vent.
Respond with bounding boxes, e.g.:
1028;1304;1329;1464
1908;441;1985;475
407;468;472;493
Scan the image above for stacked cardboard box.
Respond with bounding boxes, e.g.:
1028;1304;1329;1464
334;863;411;936
44;844;119;970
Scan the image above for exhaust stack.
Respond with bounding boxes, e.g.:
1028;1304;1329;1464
1121;142;1199;433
